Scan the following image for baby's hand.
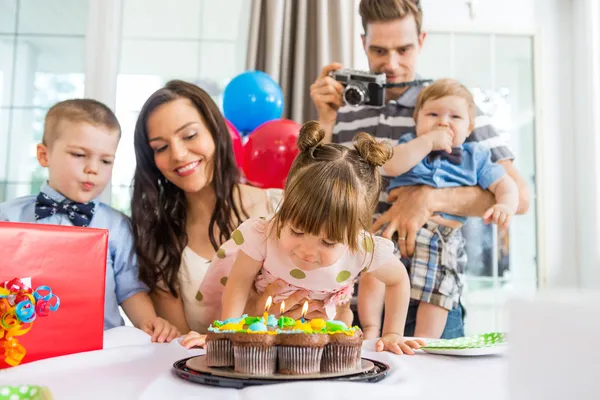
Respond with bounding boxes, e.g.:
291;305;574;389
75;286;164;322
483;204;514;229
180;331;208;349
140;317;180;343
362;326;381;340
375;333;425;355
426;128;453;153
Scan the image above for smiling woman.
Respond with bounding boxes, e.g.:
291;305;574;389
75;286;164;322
147;104;217;194
130;80;290;333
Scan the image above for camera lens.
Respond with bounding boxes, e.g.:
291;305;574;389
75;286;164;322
343;84;366;106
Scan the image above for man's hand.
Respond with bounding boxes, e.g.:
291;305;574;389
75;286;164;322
310;63;345;124
373;186;434;258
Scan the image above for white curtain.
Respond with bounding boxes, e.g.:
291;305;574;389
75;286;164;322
246;0;357;123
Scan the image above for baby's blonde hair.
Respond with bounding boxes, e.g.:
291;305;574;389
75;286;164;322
414;78;476;131
272;121;392;251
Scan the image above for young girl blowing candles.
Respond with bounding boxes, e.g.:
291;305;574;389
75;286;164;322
182;120;424;354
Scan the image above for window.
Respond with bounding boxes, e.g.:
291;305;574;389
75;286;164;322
419;32;538;334
111;0;251;215
0;0;87;201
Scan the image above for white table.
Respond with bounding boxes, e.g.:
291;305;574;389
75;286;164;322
0;327;507;400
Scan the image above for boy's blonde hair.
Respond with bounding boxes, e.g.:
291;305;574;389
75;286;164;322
413;78;477;131
272;121;393;252
359;0;423;34
43;99;121;146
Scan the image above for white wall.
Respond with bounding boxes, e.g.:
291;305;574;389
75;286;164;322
570;0;600;289
533;0;577;288
421;0;536;32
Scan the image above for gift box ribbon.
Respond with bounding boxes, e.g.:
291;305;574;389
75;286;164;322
0;278;60;366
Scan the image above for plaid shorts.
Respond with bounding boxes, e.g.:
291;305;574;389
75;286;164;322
410;221;466;310
372;216;467;311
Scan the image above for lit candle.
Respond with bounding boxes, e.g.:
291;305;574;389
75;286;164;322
300;301;308;323
278;301;286;329
263;295;272;323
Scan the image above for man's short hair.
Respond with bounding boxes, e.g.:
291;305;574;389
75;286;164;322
359;0;423;35
43;99;121;146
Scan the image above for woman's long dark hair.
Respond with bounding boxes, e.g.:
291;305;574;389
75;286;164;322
131;80;247;297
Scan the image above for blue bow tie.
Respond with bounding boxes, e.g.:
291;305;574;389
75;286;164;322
427;148;463;165
34;192;95;227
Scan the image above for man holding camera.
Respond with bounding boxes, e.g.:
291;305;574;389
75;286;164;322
310;0;530;338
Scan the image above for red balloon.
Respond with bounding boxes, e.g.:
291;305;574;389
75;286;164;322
243;119;301;189
225;119;244;169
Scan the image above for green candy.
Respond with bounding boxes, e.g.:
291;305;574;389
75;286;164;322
326;320;348;332
244;316;262;325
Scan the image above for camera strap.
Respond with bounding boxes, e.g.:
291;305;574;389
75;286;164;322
384;79;433;88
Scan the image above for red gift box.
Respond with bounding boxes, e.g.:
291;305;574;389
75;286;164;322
0;222;107;368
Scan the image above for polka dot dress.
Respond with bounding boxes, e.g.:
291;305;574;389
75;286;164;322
195;216;397;325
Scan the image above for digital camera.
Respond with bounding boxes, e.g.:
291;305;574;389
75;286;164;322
330;68;386;107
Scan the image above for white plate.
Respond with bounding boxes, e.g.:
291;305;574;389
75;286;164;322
421;344;508;356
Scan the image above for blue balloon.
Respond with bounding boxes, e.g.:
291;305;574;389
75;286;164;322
223;71;284;133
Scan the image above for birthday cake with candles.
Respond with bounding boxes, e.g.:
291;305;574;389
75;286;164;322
205;308;363;375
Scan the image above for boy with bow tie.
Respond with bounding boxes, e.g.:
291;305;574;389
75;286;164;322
360;79;519;338
0;99;179;342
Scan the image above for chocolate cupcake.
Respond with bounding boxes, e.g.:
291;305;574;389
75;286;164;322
276;331;329;374
204;316;246;367
231;322;278;376
321;321;364;373
205;330;234;367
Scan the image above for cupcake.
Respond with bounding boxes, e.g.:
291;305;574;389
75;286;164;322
276;318;329;375
231;321;278;376
321;320;364;373
205;316;246;367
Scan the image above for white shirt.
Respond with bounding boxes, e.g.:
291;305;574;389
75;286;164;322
178;188;283;332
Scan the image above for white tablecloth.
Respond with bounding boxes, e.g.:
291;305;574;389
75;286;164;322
0;327;507;400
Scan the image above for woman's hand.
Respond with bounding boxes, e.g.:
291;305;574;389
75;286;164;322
284;300;327;320
244;279;328;319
